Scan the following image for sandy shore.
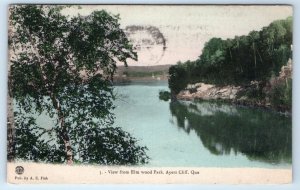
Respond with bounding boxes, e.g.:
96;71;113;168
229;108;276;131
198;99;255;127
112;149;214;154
7;162;292;184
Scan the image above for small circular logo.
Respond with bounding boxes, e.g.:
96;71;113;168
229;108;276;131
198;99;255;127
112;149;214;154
15;166;24;175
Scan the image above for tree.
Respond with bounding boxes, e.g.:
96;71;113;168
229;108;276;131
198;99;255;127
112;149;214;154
168;16;292;90
168;62;189;99
9;5;148;165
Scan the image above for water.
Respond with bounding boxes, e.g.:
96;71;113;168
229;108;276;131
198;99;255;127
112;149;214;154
113;81;292;168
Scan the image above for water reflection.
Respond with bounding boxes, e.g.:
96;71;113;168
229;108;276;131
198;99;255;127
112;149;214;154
169;101;292;164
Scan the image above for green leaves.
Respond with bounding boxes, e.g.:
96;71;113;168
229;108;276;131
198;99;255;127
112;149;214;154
168;17;293;94
73;126;149;165
168;63;189;94
68;10;137;76
9;5;148;165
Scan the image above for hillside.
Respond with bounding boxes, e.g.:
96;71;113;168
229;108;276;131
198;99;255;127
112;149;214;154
168;17;292;112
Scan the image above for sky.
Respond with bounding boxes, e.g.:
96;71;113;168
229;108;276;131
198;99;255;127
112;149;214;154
61;5;293;66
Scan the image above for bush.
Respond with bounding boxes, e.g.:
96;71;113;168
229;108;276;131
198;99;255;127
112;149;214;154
168;63;189;94
270;79;292;111
159;90;171;101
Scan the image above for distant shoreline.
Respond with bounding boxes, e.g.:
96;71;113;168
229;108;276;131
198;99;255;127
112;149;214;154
114;64;170;84
113;76;168;85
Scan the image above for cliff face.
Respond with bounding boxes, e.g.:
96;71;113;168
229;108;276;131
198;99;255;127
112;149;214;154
176;59;292;113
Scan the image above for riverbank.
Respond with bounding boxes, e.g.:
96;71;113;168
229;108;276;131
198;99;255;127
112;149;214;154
176;59;292;114
176;83;290;115
176;82;270;110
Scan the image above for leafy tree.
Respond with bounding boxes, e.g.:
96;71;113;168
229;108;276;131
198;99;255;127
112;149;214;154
9;5;149;165
168;17;292;102
200;38;225;66
168;62;189;98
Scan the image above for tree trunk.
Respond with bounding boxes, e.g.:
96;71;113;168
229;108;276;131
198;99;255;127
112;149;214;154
256;49;263;63
7;90;15;162
253;42;257;79
51;96;73;165
7;16;15;162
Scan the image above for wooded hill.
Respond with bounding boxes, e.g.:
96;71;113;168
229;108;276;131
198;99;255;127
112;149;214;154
169;16;292;94
168;17;292;111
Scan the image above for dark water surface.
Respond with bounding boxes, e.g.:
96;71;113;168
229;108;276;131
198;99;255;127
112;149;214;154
113;81;292;168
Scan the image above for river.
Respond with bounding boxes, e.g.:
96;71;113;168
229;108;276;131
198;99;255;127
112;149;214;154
113;81;292;168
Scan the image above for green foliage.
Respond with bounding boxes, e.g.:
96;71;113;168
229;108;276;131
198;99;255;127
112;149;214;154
14;112;149;165
14;113;66;163
236;81;266;100
74;126;149;165
158;90;171;101
9;5;148;165
168;17;292;93
168;62;189;94
270;79;292;110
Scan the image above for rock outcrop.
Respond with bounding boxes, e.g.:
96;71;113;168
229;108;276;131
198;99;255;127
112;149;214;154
177;83;242;101
176;59;292;113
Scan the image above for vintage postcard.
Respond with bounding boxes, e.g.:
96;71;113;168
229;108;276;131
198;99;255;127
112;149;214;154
7;5;292;184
